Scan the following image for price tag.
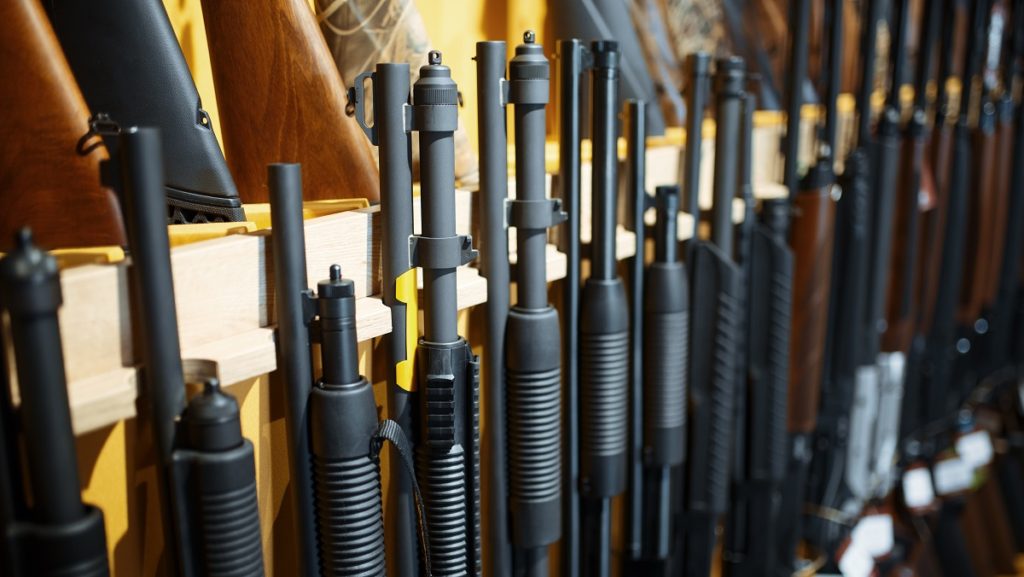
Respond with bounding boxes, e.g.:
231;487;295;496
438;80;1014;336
902;467;936;510
839;540;875;577
933;457;973;495
957;430;994;469
851;514;894;557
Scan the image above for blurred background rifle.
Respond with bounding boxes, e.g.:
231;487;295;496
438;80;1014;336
44;0;244;223
200;0;380;204
0;0;124;251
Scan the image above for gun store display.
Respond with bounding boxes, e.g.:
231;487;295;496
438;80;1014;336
6;0;1024;576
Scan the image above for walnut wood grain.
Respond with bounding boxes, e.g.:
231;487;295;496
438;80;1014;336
984;117;1014;308
200;0;380;204
882;136;924;353
0;0;125;251
919;120;955;334
958;128;997;324
787;185;836;434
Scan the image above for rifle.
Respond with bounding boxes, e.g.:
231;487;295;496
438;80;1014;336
0;0;124;251
0;229;111;577
685;56;744;577
549;2;666;135
199;0;381;204
475;39;513;577
44;0;244;224
578;40;630;577
721;0;783;110
350;62;421;577
556;39;585;577
502;32;566;577
269;164;427;577
113;127;264;576
986;0;1024;369
774;0;838;567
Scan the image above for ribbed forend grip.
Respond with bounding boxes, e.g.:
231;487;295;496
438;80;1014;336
642;308;687;467
579;326;630;497
505;307;563;548
312;454;386;576
708;288;740;514
199;481;265;577
417;445;469;576
767;264;792;482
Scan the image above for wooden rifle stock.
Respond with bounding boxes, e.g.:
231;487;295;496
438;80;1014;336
984;103;1015;308
0;0;125;251
200;0;380;204
959;122;998;324
920;115;955;334
788;185;836;434
883;134;925;354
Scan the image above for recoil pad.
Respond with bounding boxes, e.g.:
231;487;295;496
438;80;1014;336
417;340;474;576
505;306;563;548
643;262;688;467
310;378;386;577
12;506;109;577
579;278;630;498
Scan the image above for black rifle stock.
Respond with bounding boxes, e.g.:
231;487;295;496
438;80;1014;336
685;56;744;577
115;128;263;577
556;38;585;577
475;40;513;577
44;0;244;224
578;40;629;577
504;32;566;577
0;230;111;577
351;63;421;577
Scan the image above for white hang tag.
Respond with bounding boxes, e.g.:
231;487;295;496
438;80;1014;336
851;514;894;558
933;457;973;495
839;540;875;577
956;430;994;469
902;467;936;509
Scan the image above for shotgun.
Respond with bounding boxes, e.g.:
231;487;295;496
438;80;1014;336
549;2;666;135
0;0;124;251
806;0;868;560
723;88;794;577
856;0;912;506
556;38;585;577
635;182;687;575
44;0;244;223
504;32;566;577
475;40;513;577
625;99;649;574
774;0;838;568
891;0;943;443
685;56;744;577
352;61;426;577
199;0;381;204
985;0;1024;369
269;164;428;577
113;127;264;577
578;40;629;577
0;229;111;577
356;53;481;577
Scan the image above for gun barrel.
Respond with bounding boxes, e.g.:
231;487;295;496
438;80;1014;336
475;40;513;577
557;38;584;577
784;0;812;199
268;163;320;576
683;53;712;236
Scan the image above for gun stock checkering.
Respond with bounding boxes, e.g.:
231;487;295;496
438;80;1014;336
4;2;1024;576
